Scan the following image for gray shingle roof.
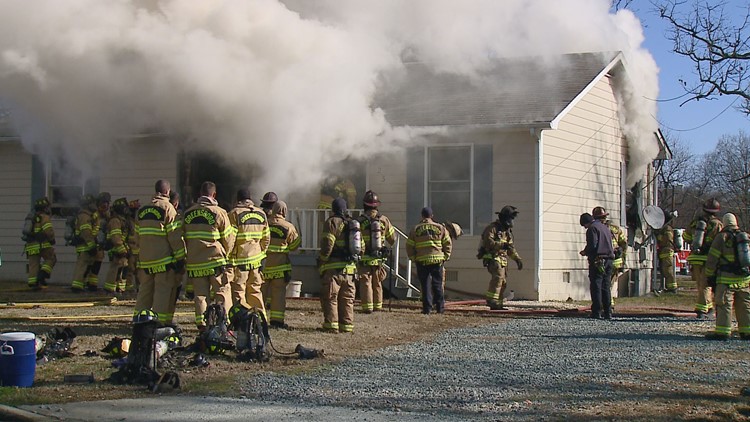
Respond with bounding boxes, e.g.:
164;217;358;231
375;52;620;128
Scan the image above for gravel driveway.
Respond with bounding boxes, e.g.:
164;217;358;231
22;315;750;421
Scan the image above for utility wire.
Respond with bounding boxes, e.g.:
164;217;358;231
653;96;740;132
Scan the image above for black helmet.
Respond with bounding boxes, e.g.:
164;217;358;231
497;205;519;220
34;196;51;211
112;197;129;215
592;206;608;220
702;198;720;214
133;309;158;324
236;188;252;202
332;198;347;216
97;192;112;205
80;194;96;208
363;190;380;207
261;192;278;209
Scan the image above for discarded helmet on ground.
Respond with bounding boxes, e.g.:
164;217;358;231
592;206;608;219
363;190;380;207
703;198;720;214
133;309;158;324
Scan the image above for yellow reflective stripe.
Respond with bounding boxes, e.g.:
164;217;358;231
138;227;166;236
416;240;441;248
415;255;445;264
263;264;292;275
173;248;186;260
267;245;289;253
41;223;53;230
288;237;301;250
186;259;226;271
236;232;265;240
184;231;220;240
406;239;416;247
79;224;92;230
138;256;175;268
165;221;181;232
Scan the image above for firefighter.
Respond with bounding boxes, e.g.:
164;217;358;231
88;192;112;291
318;198;361;333
184;181;235;329
407;207;452;314
580;212;615;319
260;191;278;216
103;198;131;294
262;200;301;329
704;213;750;340
479;206;523;310
683;198;723;318
71;194;97;292
135;180;186;325
25;197;56;290
318;176;357;210
592;207;628;308
227;188;270;314
356;190;395;313
656;210;678;292
124;199;141;293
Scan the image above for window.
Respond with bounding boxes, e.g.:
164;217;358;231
427;145;472;233
32;155;98;217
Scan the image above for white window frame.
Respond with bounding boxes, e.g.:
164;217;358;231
45;159;92;217
424;143;474;235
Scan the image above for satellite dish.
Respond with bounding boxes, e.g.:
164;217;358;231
642;205;665;229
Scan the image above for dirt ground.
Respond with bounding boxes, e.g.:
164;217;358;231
0;282;495;406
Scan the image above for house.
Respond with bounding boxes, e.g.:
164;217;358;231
0;52;664;301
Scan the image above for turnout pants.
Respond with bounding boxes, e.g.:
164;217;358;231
261;273;290;323
417;263;445;314
589;259;613;317
320;269;356;332
71;251;95;290
228;266;266;315
713;283;750;336
191;268;232;328
357;264;387;312
104;255;128;293
136;269;181;324
125;254;139;291
692;264;714;314
27;248;56;288
661;255;677;291
484;260;507;307
88;250;105;290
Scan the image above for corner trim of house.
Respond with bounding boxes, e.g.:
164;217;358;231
531;127;544;294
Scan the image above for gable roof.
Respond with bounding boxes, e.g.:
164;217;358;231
375;51;622;129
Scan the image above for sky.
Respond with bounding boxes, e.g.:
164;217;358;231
633;1;749;156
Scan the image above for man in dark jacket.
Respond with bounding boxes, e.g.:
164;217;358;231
580;212;615;319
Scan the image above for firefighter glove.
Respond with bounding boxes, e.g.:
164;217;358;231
707;275;717;288
174;259;186;274
516;259;523;270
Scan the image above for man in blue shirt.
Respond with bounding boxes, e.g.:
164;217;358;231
580;212;615;319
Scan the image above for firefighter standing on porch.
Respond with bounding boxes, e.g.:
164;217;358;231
703;213;750;340
135;180;186;324
479;206;523;310
356;190;395;313
262;200;301;329
25;197;56;290
71;194;97;292
227;188;270;313
683;198;723;318
103;198;131;294
184;181;235;328
318;198;362;333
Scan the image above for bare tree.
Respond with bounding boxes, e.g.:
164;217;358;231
695;130;750;225
612;0;634;11
657;0;750;115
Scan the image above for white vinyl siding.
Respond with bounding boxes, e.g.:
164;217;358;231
539;75;625;300
0;141;32;280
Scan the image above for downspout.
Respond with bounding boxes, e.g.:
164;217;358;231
531;128;543;297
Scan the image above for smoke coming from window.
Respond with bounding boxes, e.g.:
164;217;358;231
0;0;658;193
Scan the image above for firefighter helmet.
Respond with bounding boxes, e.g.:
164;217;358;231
260;192;278;209
112;197;129;214
97;192;112;205
133;309;158;324
702;198;720;214
80;194;96;207
34;197;51;211
363;190;381;207
332;198;347;215
498;205;519;221
444;221;463;240
592;206;608;220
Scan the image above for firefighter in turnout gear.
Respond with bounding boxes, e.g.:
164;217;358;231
683;198;723;318
592;207;628;307
407;207;452;314
318;176;357;209
124;199;141;292
103;198;130;294
356;190;396;313
318;198;362;333
656;210;678;292
88;192;112;291
170;191;191;300
135;180;186;324
25;197;56;290
262;200;301;329
227;188;270;313
479;206;523;310
71;194;97;292
260;191;278;216
704;213;750;340
184;181;236;329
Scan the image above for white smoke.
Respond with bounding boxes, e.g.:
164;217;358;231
0;0;659;192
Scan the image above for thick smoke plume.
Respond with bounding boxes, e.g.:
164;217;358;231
0;0;659;193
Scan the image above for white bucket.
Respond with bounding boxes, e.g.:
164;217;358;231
286;280;302;298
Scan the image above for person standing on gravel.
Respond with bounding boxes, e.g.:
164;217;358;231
407;207;452;314
591;207;627;308
478;206;523;310
703;213;750;340
580;212;614;319
683;198;723;319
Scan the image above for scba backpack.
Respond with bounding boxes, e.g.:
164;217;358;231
229;305;271;362
198;304;234;355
